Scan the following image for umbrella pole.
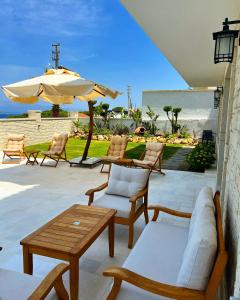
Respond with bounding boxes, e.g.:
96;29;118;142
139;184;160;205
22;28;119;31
81;101;94;162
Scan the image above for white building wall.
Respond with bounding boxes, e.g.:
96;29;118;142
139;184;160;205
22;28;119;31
220;44;240;299
142;90;217;136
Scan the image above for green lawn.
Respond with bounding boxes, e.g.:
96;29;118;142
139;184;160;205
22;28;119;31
25;138;182;160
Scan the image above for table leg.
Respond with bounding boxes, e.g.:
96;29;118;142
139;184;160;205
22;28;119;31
108;218;115;257
25;153;30;165
70;257;79;300
23;245;33;275
34;153;39;164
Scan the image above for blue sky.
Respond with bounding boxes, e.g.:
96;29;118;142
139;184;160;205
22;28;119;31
0;0;188;113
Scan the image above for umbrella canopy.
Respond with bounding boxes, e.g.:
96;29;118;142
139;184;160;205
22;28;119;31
2;68;120;104
1;67;121;164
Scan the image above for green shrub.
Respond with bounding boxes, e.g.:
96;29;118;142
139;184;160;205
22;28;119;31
186;143;215;171
112;123;130;135
93;122;111;135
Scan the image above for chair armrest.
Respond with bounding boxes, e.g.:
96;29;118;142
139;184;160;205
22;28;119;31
28;263;69;300
148;205;192;221
129;187;148;203
85;182;108;196
103;266;204;300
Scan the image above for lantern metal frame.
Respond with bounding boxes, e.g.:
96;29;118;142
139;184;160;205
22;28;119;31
213;18;240;64
214;86;223;109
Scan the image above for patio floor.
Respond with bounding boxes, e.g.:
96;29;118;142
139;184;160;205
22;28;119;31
0;157;216;299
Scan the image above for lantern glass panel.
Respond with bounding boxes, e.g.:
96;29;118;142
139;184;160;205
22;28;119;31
213;29;238;63
218;33;233;55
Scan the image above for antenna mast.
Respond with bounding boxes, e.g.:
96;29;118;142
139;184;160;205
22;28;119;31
127;85;132;116
52;43;60;69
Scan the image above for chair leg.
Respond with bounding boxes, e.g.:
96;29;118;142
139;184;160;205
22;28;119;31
2;153;6;164
54;157;60;167
144;207;149;224
100;163;105;173
40;155;47;166
100;162;111;174
128;223;134;249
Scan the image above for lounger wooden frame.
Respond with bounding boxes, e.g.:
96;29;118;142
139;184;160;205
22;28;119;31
2;135;25;164
86;180;149;249
40;135;68;168
100;137;128;173
40;148;68;168
134;144;165;175
103;191;228;300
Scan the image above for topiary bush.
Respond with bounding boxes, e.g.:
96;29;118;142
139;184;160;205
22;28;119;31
186;143;215;172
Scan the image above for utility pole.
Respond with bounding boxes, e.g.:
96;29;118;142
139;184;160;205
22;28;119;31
127;85;132;117
51;43;60;117
52;43;60;69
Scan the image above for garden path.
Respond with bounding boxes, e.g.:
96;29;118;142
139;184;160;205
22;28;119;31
162;147;193;171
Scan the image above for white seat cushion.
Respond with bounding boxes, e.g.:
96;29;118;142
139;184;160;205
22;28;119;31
177;205;217;290
93;194;143;218
106;164;150;198
116;221;189;300
0;268;57;300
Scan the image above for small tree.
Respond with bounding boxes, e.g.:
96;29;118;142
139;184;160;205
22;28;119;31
163;106;182;134
93;101;103;117
145;105;159;135
52;104;60;117
98;103;113;128
130;108;142;128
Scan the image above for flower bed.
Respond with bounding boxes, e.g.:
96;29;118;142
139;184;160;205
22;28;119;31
70;132;198;146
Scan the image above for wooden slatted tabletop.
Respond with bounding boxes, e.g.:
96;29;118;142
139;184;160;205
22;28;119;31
20;204;116;300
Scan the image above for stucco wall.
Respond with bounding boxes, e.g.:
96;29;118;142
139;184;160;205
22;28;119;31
142;90;217;137
220;45;240;298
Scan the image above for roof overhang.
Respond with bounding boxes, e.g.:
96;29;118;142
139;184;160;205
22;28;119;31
121;0;240;87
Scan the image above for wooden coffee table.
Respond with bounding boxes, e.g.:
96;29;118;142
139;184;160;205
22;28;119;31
20;205;116;300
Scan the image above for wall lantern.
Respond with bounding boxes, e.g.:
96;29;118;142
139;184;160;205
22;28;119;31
213;18;240;64
214;86;223;109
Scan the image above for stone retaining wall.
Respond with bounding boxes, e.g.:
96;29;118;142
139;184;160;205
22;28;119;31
0;116;89;148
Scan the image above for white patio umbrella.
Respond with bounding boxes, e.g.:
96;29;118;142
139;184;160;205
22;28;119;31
2;67;120;163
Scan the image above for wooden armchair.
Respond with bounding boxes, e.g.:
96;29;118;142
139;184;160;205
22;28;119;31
103;192;227;300
100;135;128;173
133;142;165;175
2;134;25;164
40;133;68;167
0;263;69;300
86;164;150;248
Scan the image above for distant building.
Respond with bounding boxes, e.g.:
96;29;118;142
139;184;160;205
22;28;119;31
142;88;217;136
78;112;89;118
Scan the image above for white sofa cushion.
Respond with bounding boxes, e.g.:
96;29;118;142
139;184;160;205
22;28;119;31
106;164;150;198
177;205;217;290
92;194;143;218
116;221;189;300
188;186;214;240
0;268;57;300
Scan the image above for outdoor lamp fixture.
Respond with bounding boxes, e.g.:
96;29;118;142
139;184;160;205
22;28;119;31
214;86;223;109
213;18;240;64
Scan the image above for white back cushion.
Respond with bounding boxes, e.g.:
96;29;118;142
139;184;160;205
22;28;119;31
106;164;150;198
177;205;217;290
188;186;214;240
